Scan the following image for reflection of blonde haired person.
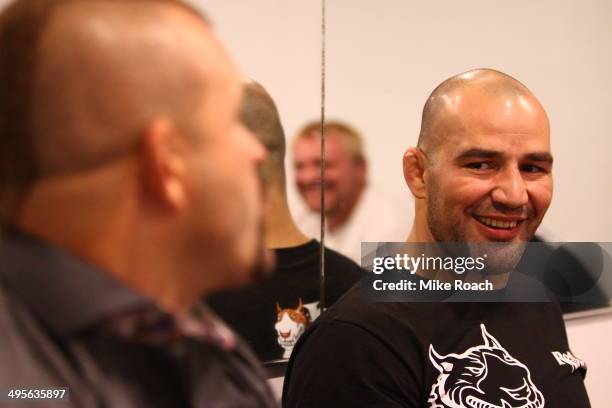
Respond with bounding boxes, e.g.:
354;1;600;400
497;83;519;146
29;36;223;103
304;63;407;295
292;120;412;263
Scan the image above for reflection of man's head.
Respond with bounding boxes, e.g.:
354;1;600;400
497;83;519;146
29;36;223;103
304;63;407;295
0;0;268;312
404;68;553;251
239;77;287;191
236;77;294;270
293;121;366;216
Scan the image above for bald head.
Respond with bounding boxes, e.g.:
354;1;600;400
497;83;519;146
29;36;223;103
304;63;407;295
0;0;213;222
417;68;549;158
405;68;553;245
34;0;212;173
240;77;286;188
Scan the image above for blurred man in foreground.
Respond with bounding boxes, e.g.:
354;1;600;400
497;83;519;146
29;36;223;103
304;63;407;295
292;121;412;263
0;0;275;406
208;78;364;363
283;69;590;407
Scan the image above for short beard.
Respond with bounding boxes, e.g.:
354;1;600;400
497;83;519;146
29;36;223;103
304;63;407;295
425;179;525;275
427;179;463;243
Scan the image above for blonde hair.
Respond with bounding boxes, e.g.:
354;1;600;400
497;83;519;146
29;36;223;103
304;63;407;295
294;120;365;162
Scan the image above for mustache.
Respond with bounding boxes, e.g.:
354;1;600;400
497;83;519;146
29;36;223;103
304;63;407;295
475;203;532;218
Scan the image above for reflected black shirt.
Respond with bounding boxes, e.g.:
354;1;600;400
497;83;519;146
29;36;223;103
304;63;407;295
208;240;365;362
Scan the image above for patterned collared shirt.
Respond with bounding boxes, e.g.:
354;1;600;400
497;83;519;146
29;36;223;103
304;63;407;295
0;228;277;407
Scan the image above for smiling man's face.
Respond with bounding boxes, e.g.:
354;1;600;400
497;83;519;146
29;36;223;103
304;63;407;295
293;131;365;215
423;87;553;244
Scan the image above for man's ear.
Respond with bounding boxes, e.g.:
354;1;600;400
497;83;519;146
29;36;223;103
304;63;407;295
140;118;188;212
403;147;427;199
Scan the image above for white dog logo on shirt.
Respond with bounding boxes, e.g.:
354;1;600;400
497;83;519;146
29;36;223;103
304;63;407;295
274;299;320;359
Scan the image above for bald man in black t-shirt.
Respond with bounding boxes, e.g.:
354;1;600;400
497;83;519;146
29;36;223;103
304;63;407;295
283;69;590;407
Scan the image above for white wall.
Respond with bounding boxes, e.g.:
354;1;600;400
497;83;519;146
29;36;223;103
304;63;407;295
565;309;612;406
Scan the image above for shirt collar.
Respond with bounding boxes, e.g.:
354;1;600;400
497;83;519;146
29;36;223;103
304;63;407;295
0;228;151;337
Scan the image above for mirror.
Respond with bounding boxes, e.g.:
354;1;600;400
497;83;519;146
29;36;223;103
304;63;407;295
202;1;342;366
318;0;611;313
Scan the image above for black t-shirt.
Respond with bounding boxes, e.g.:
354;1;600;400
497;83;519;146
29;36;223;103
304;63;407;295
207;240;365;362
283;281;590;407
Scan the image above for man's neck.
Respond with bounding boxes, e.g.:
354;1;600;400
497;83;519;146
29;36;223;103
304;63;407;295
265;188;310;249
406;216;435;243
16;172;199;315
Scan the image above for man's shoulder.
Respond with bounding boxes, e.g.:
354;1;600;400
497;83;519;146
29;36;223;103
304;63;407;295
0;282;60;385
311;286;451;343
284;289;429;404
